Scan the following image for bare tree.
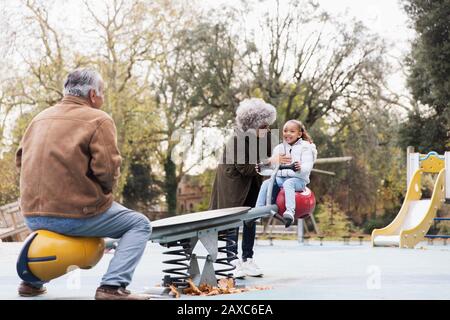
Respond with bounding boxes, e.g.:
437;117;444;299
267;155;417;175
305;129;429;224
150;4;243;214
241;0;391;129
82;0;165;200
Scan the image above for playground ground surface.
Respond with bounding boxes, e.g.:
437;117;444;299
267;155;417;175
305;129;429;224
1;239;450;300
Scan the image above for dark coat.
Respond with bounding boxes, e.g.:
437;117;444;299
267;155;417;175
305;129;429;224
209;130;272;209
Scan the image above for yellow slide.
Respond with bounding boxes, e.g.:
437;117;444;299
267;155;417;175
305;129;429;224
372;155;446;248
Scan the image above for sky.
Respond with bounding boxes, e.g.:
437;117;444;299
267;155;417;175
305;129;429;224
212;0;414;95
316;0;414;94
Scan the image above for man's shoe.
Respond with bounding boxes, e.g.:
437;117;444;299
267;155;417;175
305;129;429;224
95;285;151;300
18;281;47;297
283;211;295;228
231;259;246;279
242;258;263;277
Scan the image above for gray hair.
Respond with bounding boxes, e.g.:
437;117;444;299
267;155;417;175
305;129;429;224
235;98;277;131
63;68;103;98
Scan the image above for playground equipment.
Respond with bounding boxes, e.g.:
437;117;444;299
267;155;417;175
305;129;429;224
372;148;450;248
258;162;316;215
17;230;104;284
425;217;450;244
276;188;316;219
16;206;277;288
16;154;350;290
15;164;311;288
258;162;318;241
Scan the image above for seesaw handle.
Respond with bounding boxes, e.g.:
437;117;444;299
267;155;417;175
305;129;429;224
278;163;299;171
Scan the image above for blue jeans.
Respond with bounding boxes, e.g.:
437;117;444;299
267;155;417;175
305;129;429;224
25;202;152;287
228;222;256;262
256;177;306;213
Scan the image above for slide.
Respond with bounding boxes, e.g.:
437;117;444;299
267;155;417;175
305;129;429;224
371;168;446;248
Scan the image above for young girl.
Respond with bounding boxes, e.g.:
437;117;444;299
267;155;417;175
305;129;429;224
255;120;317;227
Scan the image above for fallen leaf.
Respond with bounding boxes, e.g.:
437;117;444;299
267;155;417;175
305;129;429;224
186;279;202;295
198;283;213;293
217;277;235;290
169;285;180;298
178;278;271;297
205;289;221;296
183;288;194;295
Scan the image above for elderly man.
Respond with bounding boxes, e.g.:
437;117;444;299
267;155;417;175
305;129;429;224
16;68;152;300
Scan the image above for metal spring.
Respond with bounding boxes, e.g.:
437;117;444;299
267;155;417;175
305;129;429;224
215;229;237;278
162;239;192;288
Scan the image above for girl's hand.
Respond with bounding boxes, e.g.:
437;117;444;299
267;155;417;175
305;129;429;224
255;163;260;173
294;161;301;171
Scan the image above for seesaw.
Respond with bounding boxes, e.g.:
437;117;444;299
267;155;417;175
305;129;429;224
16;163;316;292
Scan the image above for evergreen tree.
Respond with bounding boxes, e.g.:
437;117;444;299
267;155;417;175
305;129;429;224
400;0;450;152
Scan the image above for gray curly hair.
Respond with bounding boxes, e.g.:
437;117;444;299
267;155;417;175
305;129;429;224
235;98;277;131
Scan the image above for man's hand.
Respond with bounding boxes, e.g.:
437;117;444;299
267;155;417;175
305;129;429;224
294;161;301;171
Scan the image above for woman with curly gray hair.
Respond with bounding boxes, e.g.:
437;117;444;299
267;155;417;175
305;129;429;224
235;98;277;132
210;98;277;279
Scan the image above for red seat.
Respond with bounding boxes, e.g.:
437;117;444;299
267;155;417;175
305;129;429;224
276;187;316;219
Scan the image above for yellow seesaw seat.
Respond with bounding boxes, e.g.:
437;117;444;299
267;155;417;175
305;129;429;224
17;230;105;283
372;151;447;249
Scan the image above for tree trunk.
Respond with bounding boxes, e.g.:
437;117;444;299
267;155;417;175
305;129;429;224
164;156;178;216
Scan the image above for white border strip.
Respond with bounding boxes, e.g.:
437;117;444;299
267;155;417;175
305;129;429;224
445;152;450;200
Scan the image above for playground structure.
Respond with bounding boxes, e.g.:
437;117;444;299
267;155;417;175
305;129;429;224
259;156;352;243
15;156;352;293
17;230;105;284
17;205;276;289
372;148;450;248
16;164;294;289
6;147;450;298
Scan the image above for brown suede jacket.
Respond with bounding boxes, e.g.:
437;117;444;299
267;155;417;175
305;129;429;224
16;96;122;219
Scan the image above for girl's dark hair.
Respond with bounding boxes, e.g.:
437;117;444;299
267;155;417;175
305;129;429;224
285;119;313;144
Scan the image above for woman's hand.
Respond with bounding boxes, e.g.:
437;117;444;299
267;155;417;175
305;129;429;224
271;154;292;165
280;155;292;164
294;161;301;171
